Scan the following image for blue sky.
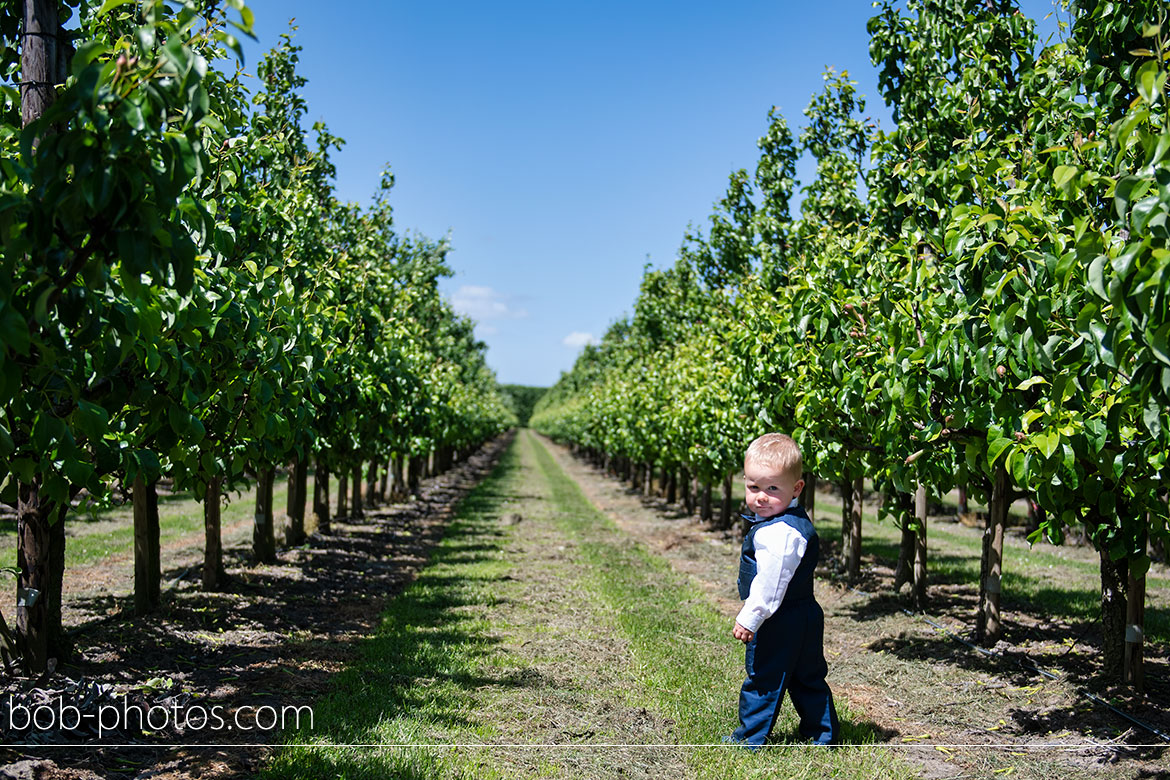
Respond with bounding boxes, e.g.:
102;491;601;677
238;0;1064;387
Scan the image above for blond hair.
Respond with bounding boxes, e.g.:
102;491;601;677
744;433;803;480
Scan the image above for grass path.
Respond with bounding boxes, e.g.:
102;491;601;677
264;430;910;780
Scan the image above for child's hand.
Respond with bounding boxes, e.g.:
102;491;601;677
732;621;754;643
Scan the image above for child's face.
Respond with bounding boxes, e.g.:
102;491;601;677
743;460;805;519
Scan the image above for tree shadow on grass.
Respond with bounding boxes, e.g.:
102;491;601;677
767;715;899;747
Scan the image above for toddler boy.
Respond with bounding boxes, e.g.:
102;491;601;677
730;433;839;746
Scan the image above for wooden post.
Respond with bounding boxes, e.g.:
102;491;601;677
22;0;60;131
1124;530;1146;690
913;483;928;609
203;477;225;590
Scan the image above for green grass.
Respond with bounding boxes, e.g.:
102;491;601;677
264;432;918;779
524;435;914;779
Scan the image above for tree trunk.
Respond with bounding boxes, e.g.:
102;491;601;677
366;462;378;509
285;457;307;547
720;473;733;531
337;469;349;518
643;462;654;497
978;464;1008;644
913;483;928;609
848;476;863;579
1099;546;1128;681
700;480;712;524
253;467;277;564
666;470;677;505
133;476;161;616
313;460;331;534
800;472;817;522
379;459;390;503
351;465;363;519
16;486;70;671
681;468;693;514
892;491;916;591
1124;530;1146;690
203;477;225;590
839;480;853;570
408;455;422;497
390;454;402;500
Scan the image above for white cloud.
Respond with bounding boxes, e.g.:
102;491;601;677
563;331;598;348
449;285;528;321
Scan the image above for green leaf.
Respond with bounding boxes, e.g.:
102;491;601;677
1053;165;1078;190
98;0;136;15
1038;430;1060;459
1143;395;1163;438
986;437;1013;469
0;422;13;456
1087;254;1109;301
1137;61;1166;105
1149;322;1170;366
1130;554;1151;579
1015;376;1047;391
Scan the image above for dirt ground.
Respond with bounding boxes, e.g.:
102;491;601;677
0;436;511;780
538;437;1170;780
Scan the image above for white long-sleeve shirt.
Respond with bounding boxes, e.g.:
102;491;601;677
735;512;808;634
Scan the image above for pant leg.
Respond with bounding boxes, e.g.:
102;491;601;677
733;612;801;745
787;602;840;744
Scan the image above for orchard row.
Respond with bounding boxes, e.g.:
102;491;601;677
532;0;1170;686
1;1;515;672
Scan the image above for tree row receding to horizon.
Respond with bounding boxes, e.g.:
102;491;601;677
532;0;1170;688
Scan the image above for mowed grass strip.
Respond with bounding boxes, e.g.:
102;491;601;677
264;431;917;779
262;446;521;780
523;433;917;779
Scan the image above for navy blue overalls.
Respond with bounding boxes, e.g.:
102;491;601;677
733;506;839;745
